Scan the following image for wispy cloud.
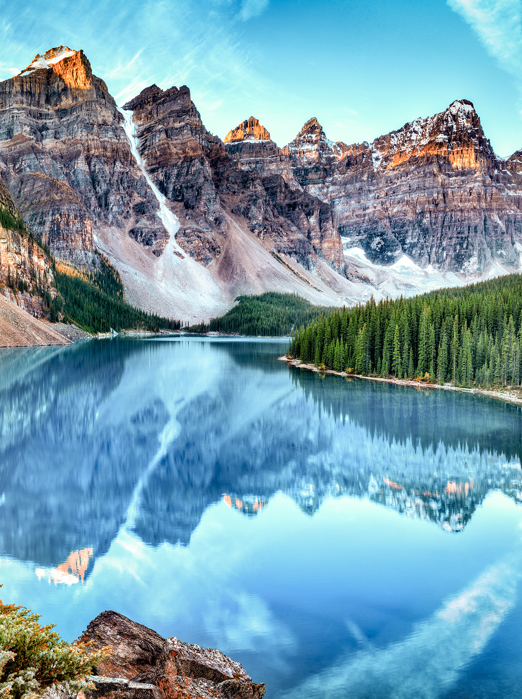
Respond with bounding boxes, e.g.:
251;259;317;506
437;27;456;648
283;555;521;699
0;0;271;117
447;0;522;74
239;0;269;21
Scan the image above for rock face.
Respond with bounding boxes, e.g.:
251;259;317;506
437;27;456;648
223;117;297;186
282;117;348;164
284;101;522;273
124;88;345;273
0;47;166;267
81;611;265;699
0;176;56;317
224;117;270;143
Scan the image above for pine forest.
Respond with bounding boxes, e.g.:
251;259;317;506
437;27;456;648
288;274;522;388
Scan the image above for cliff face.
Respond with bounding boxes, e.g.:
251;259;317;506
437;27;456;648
283;101;522;273
124;91;345;273
0;47;165;267
0;176;56;317
4;47;520;320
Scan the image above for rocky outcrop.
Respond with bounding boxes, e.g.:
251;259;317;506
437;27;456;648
123;84;226;266
81;611;265;699
282;117;348;164
284;101;522;274
0;48;166;267
0;176;56;317
224;117;270;143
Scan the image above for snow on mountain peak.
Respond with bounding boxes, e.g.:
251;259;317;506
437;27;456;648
284;117;348;162
19;46;77;76
448;99;476;116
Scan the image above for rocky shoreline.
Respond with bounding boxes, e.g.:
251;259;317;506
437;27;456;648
60;611;265;699
280;356;522;408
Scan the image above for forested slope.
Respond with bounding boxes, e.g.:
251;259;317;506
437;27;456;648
190;293;333;336
289;275;522;388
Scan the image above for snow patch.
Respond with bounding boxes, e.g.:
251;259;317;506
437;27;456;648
19;46;76;76
343;244;466;298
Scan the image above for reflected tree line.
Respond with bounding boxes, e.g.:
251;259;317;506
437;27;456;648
0;338;521;573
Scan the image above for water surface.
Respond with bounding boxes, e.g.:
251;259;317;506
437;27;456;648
1;337;522;698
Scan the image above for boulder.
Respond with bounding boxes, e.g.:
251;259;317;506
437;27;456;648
80;611;265;699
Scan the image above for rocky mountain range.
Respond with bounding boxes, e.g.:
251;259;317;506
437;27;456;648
1;47;522;322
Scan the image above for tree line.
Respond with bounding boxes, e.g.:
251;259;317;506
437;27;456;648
288;274;522;388
190;292;334;336
55;266;181;334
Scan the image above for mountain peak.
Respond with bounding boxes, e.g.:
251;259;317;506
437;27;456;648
283;117;347;162
224;117;271;143
15;47;94;91
296;117;324;138
447;99;476;115
19;47;77;76
369;98;491;172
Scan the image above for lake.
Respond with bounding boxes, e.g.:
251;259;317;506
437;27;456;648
1;337;522;698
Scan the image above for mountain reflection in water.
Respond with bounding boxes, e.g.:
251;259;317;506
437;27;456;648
0;337;522;698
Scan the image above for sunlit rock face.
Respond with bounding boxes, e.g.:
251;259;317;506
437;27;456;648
284;100;522;274
125;89;345;272
0;48;165;267
224;116;271;143
0;177;55;317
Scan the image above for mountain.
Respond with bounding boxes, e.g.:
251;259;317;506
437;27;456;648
1;47;522;323
282;101;522;276
120;86;355;319
282;116;349;163
0;49;371;322
0;47;165;268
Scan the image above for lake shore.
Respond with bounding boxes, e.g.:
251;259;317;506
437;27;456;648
279;356;522;407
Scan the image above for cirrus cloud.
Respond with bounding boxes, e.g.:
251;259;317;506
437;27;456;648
447;0;522;74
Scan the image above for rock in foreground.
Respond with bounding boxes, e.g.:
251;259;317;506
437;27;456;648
80;611;265;699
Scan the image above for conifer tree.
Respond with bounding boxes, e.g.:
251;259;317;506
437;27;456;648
392;324;401;378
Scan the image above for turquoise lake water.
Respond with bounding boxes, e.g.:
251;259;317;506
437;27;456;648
1;337;522;698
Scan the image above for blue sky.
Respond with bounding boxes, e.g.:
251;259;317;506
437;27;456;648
0;0;521;155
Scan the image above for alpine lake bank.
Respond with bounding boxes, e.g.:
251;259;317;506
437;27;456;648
281;355;522;408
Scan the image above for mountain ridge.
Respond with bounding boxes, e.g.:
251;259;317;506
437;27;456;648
1;47;522;323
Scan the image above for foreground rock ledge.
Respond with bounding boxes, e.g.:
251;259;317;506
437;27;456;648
78;611;265;699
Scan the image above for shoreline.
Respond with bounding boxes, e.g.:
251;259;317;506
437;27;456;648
279;356;522;408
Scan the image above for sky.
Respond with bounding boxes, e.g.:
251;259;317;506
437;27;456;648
0;0;521;155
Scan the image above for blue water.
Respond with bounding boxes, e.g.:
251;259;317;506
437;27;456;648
1;337;522;698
